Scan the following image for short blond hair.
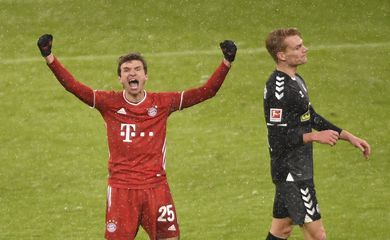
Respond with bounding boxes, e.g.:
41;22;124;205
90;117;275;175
265;28;302;62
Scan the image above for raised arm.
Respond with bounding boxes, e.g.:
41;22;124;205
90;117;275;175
179;40;237;109
37;34;95;107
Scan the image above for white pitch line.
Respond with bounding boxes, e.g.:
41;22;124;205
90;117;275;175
1;42;389;65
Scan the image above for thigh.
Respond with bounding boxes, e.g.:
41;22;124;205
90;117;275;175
141;183;180;239
276;180;321;225
105;186;141;240
300;219;326;240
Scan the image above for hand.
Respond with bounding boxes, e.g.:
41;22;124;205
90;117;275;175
340;130;371;159
309;130;340;146
37;34;53;57
347;135;371;159
220;40;237;62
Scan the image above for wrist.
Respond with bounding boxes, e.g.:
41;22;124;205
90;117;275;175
303;132;316;144
45;54;55;64
340;130;352;141
222;59;231;67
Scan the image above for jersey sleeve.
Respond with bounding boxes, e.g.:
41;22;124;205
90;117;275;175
92;90;116;112
176;61;230;111
310;104;342;133
47;57;94;107
264;80;304;150
154;91;182;114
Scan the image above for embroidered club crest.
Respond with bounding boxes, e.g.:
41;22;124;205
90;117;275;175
106;220;117;233
147;106;158;117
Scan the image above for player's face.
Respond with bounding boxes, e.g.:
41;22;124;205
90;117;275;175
119;60;148;97
280;35;308;67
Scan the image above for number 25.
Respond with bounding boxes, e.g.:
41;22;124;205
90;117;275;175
157;204;175;222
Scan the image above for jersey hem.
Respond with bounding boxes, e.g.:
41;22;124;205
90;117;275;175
108;178;168;189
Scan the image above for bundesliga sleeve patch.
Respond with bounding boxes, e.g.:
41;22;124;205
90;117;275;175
270;108;283;122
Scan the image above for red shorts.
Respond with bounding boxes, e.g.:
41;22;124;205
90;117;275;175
105;182;180;240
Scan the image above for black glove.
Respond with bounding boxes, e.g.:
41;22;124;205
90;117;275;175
220;40;237;62
37;34;53;57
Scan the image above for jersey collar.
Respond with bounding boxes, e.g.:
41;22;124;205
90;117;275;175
122;90;147;106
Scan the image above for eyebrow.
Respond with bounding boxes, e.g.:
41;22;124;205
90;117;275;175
122;65;143;70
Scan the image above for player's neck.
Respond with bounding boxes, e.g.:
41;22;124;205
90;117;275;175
124;90;146;104
276;64;297;78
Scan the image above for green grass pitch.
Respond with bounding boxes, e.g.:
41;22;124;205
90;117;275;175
0;0;389;239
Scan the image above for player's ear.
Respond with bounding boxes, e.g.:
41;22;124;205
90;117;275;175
277;51;286;61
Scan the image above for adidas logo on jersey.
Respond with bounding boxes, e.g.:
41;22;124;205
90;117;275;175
117;108;127;115
168;224;176;231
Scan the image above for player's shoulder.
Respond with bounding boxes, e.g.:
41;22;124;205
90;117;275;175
265;70;294;97
266;70;291;86
149;91;181;100
95;90;121;98
147;91;182;110
95;89;120;95
94;90;123;104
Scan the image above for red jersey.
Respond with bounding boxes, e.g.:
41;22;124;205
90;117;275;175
48;57;230;189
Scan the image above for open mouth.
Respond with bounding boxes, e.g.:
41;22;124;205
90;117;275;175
128;79;139;90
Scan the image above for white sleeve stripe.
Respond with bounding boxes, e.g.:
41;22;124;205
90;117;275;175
266;123;288;127
107;185;112;212
162;138;167;170
90;90;97;109
179;91;184;110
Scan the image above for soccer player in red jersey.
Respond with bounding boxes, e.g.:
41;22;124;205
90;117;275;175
37;34;237;240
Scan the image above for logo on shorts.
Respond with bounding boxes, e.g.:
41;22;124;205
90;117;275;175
147;106;158;117
106;220;118;233
168;224;177;231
